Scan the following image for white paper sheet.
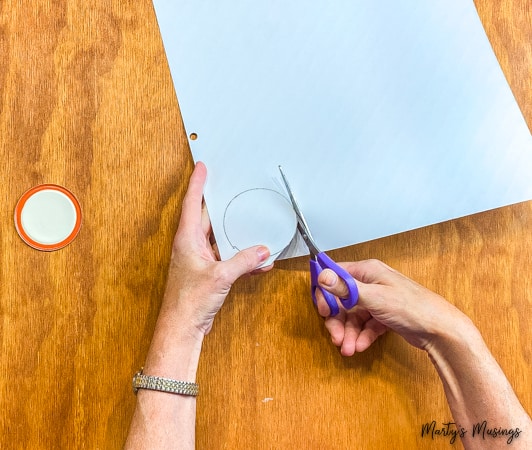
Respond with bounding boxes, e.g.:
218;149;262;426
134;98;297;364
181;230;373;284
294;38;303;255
153;0;532;262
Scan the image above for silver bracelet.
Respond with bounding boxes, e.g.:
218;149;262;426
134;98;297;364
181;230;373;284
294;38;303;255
132;369;199;397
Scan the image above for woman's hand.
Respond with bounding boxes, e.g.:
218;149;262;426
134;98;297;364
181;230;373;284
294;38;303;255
162;161;273;337
316;259;473;355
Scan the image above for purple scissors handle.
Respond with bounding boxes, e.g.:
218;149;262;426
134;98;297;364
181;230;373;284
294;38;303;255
310;252;359;317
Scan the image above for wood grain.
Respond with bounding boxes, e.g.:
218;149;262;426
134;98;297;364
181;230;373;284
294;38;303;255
0;1;530;449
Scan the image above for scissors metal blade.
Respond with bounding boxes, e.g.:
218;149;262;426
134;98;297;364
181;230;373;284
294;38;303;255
278;165;321;255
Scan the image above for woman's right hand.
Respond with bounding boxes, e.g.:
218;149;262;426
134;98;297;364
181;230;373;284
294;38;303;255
316;259;475;356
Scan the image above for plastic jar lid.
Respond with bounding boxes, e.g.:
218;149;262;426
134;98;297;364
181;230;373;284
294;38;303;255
14;184;82;251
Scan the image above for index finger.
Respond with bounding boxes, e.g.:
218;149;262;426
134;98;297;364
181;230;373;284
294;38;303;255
340;259;400;285
178;161;208;232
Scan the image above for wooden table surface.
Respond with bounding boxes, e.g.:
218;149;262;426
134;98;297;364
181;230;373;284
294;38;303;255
0;1;530;449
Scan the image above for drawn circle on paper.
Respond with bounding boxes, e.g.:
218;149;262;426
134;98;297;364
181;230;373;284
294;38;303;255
223;188;297;261
14;184;82;251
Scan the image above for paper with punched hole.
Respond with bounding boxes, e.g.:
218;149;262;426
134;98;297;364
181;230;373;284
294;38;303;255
153;0;532;261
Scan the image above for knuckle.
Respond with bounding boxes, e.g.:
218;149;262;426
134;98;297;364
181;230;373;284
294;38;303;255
365;258;384;268
240;250;257;271
211;266;233;292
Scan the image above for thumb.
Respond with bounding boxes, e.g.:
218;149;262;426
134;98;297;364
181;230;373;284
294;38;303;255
318;268;350;298
221;245;271;282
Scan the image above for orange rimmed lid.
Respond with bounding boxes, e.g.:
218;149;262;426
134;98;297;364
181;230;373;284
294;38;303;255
14;184;82;251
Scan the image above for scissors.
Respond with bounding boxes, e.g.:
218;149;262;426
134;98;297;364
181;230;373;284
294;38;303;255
278;166;359;316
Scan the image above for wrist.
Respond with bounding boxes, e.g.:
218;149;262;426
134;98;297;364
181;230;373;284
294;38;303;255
161;271;222;337
142;306;205;382
426;313;483;361
425;315;489;397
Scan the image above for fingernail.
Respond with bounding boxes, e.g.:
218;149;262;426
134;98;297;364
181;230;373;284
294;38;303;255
257;246;270;261
321;269;338;287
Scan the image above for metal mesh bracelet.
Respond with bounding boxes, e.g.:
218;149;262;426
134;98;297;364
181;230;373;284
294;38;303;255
132;369;199;396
